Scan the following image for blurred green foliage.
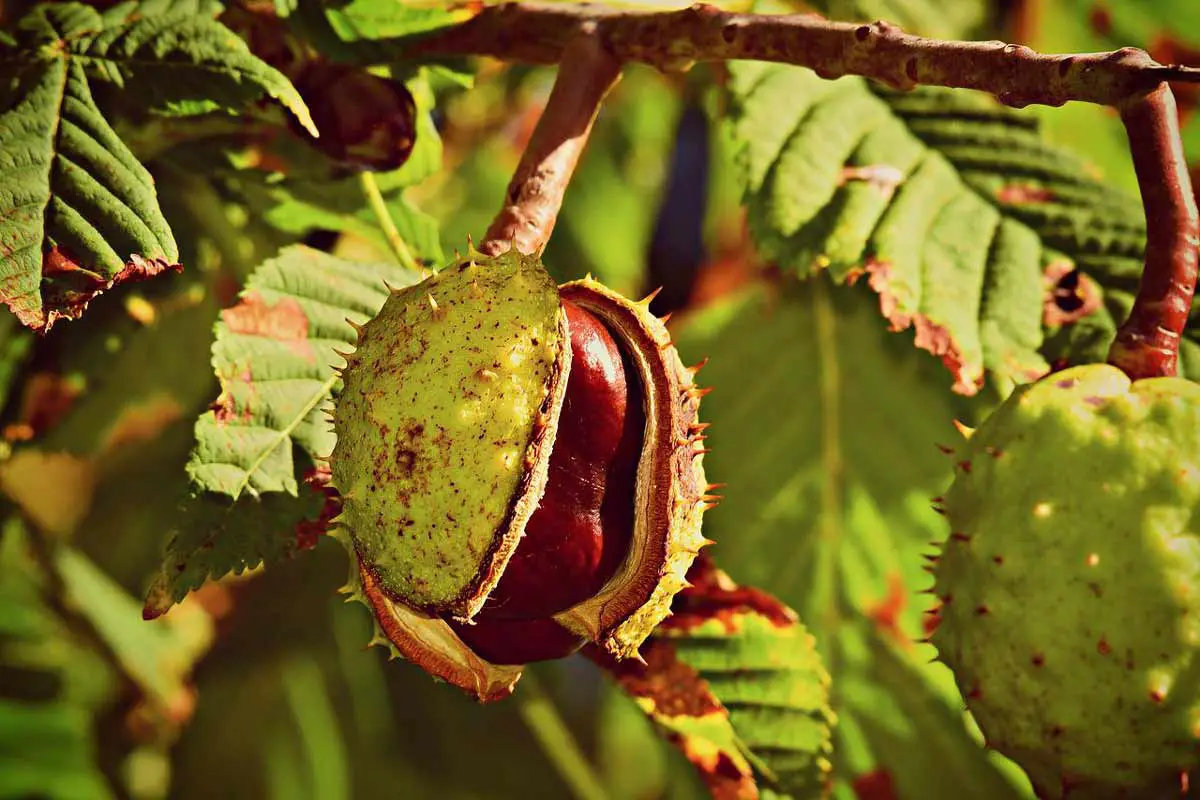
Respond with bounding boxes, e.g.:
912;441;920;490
0;0;1196;799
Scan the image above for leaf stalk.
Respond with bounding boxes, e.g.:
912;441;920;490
479;32;621;257
1107;84;1200;379
360;171;422;273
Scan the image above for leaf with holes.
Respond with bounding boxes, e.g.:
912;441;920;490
669;277;1030;798
0;2;314;331
598;554;836;799
725;59;1180;395
144;245;418;617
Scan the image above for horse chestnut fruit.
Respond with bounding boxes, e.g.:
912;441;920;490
930;364;1200;797
331;249;711;700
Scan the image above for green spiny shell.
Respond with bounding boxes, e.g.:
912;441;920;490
331;250;569;619
931;363;1200;798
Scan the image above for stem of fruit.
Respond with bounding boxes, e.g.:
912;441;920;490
1107;84;1200;380
405;3;1200;107
479;33;621;257
359;171;422;273
514;669;610;800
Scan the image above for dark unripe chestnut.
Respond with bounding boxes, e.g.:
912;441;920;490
332;249;710;701
286;61;417;172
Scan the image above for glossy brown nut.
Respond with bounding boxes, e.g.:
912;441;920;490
334;252;711;702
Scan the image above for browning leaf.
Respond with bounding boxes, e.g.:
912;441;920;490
597;554;835;799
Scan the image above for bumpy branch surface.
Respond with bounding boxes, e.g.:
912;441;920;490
1107;85;1200;380
460;2;1200;376
407;2;1200;108
479;33;621;257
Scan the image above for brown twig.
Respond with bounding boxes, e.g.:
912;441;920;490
407;2;1200;108
1107;84;1200;380
479;34;621;257
460;2;1199;378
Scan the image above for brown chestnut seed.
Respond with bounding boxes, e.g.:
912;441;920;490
452;616;586;666
447;300;643;663
480;300;644;619
332;251;710;702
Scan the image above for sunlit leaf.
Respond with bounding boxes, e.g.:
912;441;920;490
671;276;1030;797
0;2;312;330
145;245;419;616
724;58;1180;394
599;556;835;799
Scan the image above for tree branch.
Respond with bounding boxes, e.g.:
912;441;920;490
479;34;621;257
408;2;1200;108
1107;84;1200;380
457;2;1200;379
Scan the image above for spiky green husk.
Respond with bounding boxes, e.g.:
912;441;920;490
333;530;523;703
330;250;569;619
554;278;710;659
931;364;1200;798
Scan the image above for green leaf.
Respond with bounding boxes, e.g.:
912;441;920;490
0;1;315;331
1020;0;1200;196
145;245;420;616
0;54;179;331
57;546;212;720
283;0;464;66
187;245;416;499
670;277;1030;798
807;0;988;39
322;0;460;42
0;312;33;413
6;2;315;130
0;522;116;800
601;557;835;799
725;60;1160;396
159;69;444;265
142;484;329;618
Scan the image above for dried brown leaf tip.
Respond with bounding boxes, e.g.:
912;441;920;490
24;248;181;333
592;553;835;798
865;259;981;395
594;641;758;800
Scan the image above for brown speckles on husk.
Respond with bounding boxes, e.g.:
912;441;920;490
554;278;710;659
331;250;568;619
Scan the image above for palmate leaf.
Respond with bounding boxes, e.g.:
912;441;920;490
600;555;835;799
670;277;1031;798
725;59;1174;396
0;2;314;331
0;522;116;800
145;245;420;617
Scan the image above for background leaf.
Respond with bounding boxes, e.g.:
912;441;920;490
600;555;835;799
0;522;116;800
723;58;1186;396
670;275;1032;798
145;245;418;616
